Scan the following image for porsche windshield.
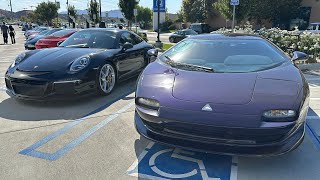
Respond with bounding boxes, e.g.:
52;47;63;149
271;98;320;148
60;30;117;49
160;39;289;73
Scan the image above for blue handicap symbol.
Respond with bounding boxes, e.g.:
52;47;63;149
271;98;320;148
128;142;236;180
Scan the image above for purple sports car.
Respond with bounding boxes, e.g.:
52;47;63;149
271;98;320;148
135;34;310;156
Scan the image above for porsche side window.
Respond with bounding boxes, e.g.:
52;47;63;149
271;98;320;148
131;34;143;44
120;32;136;46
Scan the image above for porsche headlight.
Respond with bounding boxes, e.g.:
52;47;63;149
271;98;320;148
136;97;160;110
263;110;296;118
11;52;26;67
70;56;90;72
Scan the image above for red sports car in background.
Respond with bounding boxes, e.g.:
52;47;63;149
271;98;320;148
35;29;78;49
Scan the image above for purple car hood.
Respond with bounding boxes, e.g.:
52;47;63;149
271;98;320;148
173;70;257;105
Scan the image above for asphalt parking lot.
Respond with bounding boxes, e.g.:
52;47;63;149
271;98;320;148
1;28;320;180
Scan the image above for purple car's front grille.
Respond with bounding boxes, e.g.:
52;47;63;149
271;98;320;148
143;120;295;144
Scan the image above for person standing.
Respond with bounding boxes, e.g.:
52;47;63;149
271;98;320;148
1;22;9;44
9;25;16;44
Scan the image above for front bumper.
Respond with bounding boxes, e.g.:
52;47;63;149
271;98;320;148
135;111;305;157
5;76;96;101
24;43;36;50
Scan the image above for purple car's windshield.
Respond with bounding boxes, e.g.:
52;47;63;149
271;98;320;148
160;39;289;73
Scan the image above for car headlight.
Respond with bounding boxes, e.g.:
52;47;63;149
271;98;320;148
136;97;160;110
70;56;90;72
263;110;296;118
11;52;26;67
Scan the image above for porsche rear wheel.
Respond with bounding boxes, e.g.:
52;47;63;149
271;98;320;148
97;63;116;95
169;37;175;43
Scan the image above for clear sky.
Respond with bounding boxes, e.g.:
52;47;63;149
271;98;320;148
0;0;182;13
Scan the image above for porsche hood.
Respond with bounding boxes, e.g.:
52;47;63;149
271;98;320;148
17;48;103;72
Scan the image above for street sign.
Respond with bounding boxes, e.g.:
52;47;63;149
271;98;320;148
134;9;138;16
153;0;166;12
230;0;239;6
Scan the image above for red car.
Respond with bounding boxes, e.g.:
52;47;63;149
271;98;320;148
35;29;78;49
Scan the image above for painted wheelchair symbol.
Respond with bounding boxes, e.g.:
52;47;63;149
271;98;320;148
149;148;221;180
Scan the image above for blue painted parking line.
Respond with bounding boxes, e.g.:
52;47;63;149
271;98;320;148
306;122;320;150
19;89;134;161
127;142;237;180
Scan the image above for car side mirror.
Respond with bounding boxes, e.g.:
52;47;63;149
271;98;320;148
57;41;63;46
292;51;308;62
122;42;134;51
147;49;158;57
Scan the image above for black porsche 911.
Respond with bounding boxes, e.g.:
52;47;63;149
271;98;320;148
5;28;153;100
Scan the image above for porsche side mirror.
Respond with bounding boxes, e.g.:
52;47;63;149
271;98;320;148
147;49;158;57
292;51;308;62
122;42;134;51
57;41;63;46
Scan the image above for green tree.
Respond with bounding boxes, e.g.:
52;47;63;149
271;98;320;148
213;0;232;20
88;0;100;24
68;5;77;19
181;0;215;23
175;10;184;23
118;0;138;27
34;2;58;25
19;16;28;22
214;0;302;26
27;12;38;23
136;5;152;27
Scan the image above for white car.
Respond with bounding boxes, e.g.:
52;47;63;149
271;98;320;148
305;22;320;33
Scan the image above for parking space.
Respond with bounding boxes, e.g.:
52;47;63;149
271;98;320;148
1;27;320;180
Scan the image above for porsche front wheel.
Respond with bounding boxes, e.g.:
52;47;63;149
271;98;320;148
97;63;116;96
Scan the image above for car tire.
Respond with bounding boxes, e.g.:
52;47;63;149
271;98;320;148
96;62;117;96
169;37;175;43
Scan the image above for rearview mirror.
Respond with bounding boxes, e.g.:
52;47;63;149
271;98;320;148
122;42;134;51
57;41;63;46
292;51;308;62
147;49;158;57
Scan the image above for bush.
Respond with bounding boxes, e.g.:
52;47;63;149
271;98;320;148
213;25;320;63
168;24;176;31
160;20;174;32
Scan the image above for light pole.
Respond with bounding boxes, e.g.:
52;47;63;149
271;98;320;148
9;0;13;20
155;0;162;48
99;0;102;22
9;0;12;13
157;0;160;42
67;0;70;27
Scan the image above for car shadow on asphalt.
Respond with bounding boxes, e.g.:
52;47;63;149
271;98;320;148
0;78;137;121
134;135;154;180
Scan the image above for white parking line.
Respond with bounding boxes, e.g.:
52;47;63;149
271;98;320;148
230;157;238;180
0;61;13;63
307;78;320;81
307;116;320;120
310;98;320;100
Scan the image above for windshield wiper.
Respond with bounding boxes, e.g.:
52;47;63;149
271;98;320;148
164;55;214;73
